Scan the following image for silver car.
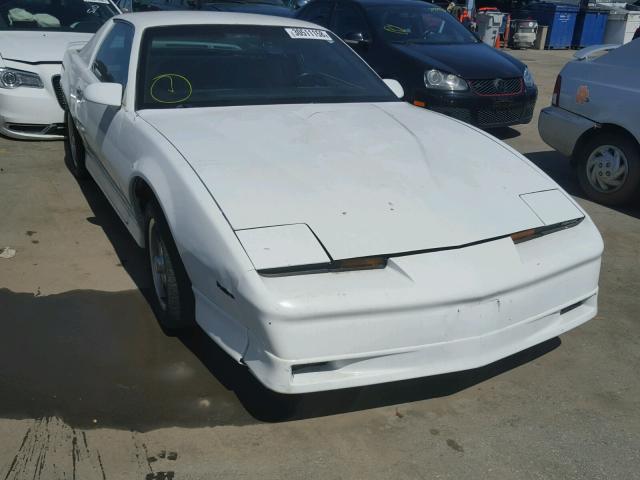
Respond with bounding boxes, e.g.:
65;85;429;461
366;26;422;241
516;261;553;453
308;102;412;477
538;40;640;206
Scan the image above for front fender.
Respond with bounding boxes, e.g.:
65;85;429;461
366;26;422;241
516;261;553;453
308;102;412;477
127;116;261;359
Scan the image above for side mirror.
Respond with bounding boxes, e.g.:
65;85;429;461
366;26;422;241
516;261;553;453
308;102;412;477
294;0;309;8
343;32;371;46
383;79;404;99
84;82;123;107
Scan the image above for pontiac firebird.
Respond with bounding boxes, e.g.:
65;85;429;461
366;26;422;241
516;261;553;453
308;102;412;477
61;11;603;393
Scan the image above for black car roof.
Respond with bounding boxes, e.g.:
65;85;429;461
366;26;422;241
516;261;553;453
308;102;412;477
347;0;441;8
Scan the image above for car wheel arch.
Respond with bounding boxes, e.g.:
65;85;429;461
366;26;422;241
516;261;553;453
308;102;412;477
131;177;154;218
572;123;640;166
130;175;168;248
128;173;255;297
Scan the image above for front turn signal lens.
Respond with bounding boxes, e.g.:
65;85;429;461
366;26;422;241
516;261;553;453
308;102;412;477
511;218;583;244
258;256;387;276
333;256;387;270
510;229;536;243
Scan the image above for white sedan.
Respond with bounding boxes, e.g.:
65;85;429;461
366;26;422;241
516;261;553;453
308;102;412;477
62;11;603;394
0;0;119;139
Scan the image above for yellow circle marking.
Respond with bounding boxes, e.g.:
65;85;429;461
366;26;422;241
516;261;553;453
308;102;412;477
150;73;193;104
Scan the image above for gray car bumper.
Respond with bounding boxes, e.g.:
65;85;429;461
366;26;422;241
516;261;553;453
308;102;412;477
538;106;597;157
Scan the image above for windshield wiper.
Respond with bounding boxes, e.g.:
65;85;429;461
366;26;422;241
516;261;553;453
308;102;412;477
391;39;427;45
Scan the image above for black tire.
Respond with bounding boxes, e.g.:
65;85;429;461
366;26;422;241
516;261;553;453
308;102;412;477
144;200;195;332
64;110;88;179
576;132;640;206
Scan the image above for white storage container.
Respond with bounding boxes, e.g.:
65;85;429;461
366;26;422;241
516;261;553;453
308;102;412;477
603;9;640;44
477;11;505;46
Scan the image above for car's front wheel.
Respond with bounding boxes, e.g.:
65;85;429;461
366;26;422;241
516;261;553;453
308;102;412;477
576;132;640;206
64;111;88;179
144;200;195;332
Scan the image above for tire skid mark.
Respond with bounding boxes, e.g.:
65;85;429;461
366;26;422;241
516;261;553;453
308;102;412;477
71;429;79;480
131;432;154;475
141;443;154;474
95;450;107;480
2;425;30;480
3;418;47;480
73;427;109;479
1;418;109;480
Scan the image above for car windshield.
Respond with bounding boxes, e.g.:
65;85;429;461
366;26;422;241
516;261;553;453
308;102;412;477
211;0;287;4
368;4;479;45
137;25;397;109
0;0;117;32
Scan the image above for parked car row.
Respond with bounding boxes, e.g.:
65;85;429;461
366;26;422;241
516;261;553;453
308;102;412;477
1;0;542;143
1;0;637;203
56;11;603;393
115;0;295;17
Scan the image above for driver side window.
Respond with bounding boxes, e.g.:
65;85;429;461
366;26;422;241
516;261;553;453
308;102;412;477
332;3;371;41
92;21;134;87
298;1;334;28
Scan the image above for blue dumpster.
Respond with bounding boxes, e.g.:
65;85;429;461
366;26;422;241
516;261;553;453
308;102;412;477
516;3;579;49
572;8;609;47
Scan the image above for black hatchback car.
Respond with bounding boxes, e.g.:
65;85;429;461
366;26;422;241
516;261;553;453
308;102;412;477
296;0;537;128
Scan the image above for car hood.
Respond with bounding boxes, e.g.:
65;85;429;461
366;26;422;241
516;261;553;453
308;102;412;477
392;42;524;79
140;102;560;260
0;31;92;63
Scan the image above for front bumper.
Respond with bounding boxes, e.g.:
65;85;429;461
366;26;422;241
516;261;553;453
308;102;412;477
0;62;66;140
233;217;602;393
414;86;537;129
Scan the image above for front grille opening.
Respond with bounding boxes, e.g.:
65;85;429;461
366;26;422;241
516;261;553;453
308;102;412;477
291;361;332;376
51;75;67;110
560;300;584;315
6;123;47;134
470;77;523;96
478;106;525;127
6;123;65;135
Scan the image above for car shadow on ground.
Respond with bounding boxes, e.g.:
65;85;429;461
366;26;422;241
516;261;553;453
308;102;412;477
525;150;640;220
49;170;564;427
485;127;521;140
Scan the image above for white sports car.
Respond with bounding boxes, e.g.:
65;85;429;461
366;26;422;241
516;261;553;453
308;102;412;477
62;11;603;394
0;0;119;139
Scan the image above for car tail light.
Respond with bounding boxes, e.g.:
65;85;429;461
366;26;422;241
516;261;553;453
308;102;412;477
552;74;562;107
